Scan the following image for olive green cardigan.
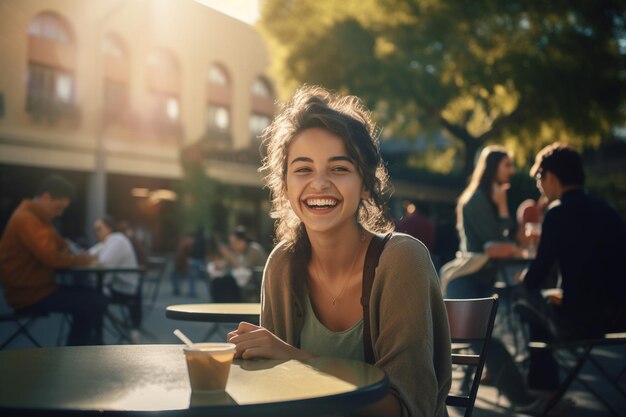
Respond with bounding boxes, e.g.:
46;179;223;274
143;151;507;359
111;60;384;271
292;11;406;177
260;233;452;417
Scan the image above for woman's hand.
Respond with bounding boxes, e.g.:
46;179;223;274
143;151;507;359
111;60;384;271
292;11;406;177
484;241;518;258
227;322;315;360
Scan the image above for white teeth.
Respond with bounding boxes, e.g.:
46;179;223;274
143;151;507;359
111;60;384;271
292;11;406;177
306;198;337;207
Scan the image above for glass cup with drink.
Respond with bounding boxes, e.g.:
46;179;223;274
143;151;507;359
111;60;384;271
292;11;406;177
524;222;542;258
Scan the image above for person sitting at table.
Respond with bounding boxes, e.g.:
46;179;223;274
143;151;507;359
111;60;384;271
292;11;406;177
515;196;549;251
517;143;626;392
89;215;141;343
219;226;267;302
395;200;435;252
227;85;451;417
441;145;520;299
207;237;241;302
0;175;107;346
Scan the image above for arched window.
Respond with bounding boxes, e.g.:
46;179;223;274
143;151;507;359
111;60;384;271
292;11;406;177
206;63;232;147
26;11;77;123
249;76;274;139
147;48;181;136
208;65;228;86
28;12;73;43
251;78;272;98
102;33;130;123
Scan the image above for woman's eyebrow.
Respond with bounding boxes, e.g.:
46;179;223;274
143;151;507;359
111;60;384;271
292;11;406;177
289;155;354;165
290;156;313;165
329;156;354;164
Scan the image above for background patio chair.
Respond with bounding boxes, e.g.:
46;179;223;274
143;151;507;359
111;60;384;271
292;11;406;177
446;296;499;417
528;332;626;416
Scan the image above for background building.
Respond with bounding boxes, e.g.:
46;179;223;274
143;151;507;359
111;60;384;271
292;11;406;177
0;0;276;252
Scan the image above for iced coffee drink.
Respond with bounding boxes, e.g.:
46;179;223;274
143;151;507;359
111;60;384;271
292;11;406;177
183;343;236;392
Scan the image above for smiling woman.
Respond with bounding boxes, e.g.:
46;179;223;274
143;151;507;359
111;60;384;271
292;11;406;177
225;86;452;417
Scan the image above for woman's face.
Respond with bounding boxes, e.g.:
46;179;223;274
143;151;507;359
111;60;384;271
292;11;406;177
284;127;368;236
494;155;515;184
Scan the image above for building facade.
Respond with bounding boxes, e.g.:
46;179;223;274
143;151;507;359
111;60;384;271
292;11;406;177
0;0;276;251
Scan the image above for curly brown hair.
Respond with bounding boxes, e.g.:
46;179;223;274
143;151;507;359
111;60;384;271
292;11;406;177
259;85;393;248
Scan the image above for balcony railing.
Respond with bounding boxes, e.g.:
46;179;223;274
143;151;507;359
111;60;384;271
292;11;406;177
201;127;232;151
25;93;81;125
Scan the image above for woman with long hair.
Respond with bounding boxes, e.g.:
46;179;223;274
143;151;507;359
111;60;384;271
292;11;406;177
227;86;451;417
446;145;518;298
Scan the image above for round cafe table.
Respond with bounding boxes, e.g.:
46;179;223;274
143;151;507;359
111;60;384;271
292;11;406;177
166;303;261;325
0;344;388;417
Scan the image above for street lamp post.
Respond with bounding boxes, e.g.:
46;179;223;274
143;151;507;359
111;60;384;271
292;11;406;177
85;0;135;244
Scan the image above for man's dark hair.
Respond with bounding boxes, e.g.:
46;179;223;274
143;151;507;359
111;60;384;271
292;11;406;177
530;143;585;186
100;214;117;232
35;175;76;200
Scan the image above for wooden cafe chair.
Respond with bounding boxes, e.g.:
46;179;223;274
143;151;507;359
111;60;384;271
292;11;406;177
445;296;499;417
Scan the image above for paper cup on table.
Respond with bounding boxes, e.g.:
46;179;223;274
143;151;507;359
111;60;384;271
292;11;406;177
183;343;236;392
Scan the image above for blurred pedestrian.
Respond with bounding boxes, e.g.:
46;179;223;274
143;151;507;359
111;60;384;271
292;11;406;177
207;237;240;302
117;220;148;267
170;233;193;296
219;225;267;302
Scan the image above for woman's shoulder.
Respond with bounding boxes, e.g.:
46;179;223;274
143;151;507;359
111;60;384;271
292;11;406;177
265;240;292;269
375;233;439;293
108;232;133;246
465;188;489;206
384;232;429;252
380;232;431;267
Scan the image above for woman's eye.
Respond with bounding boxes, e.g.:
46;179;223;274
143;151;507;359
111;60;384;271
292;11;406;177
293;166;311;173
332;166;350;172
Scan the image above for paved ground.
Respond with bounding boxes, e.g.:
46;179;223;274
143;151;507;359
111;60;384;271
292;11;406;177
1;258;624;416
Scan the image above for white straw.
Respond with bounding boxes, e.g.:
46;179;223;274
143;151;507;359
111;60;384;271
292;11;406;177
173;329;195;348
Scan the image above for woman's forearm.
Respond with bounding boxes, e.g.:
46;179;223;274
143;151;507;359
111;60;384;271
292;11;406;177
357;392;402;417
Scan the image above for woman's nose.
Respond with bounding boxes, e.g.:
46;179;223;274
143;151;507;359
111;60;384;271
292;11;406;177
310;172;330;190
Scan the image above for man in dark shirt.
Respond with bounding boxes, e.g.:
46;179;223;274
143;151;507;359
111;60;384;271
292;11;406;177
519;143;626;390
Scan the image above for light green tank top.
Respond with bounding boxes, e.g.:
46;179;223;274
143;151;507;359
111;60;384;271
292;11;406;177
300;295;364;361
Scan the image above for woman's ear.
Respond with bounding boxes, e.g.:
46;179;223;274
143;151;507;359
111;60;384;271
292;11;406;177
361;188;370;201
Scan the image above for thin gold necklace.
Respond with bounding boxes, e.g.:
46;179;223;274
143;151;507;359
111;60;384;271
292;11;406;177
311;230;365;306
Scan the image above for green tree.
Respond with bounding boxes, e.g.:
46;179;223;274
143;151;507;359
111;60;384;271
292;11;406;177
178;144;216;234
259;0;626;174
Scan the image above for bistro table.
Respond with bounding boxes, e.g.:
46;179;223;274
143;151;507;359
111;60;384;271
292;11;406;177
0;344;388;417
57;265;146;343
166;303;261;325
58;265;145;292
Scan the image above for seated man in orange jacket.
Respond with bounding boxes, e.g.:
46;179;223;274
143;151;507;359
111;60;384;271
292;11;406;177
0;175;107;345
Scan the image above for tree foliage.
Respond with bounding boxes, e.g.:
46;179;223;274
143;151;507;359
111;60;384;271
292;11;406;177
259;0;626;174
178;145;216;234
